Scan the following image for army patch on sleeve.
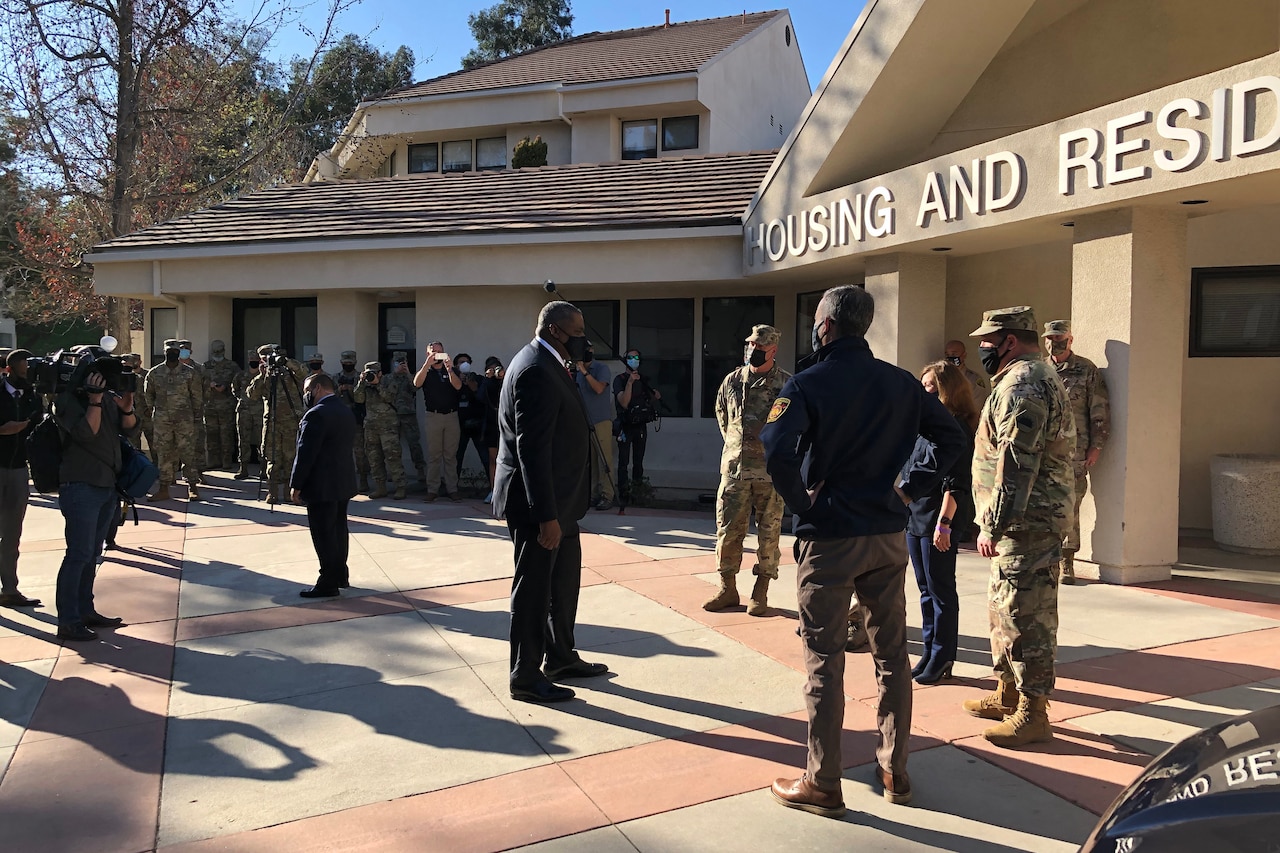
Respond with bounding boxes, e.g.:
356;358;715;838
766;397;791;423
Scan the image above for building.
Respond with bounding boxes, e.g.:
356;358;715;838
90;1;1280;582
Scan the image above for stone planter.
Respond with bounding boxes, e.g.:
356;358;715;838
1210;454;1280;555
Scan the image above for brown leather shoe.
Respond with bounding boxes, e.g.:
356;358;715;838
770;776;845;818
877;766;912;805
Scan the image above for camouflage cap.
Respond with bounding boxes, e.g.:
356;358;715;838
178;339;193;349
256;343;279;357
363;361;382;372
340;350;357;363
970;306;1037;336
210;339;226;354
309;353;324;362
120;352;141;366
745;324;781;347
392;350;407;363
163;338;180;349
1043;319;1071;337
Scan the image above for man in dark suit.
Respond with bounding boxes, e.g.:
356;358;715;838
290;373;358;598
494;300;606;703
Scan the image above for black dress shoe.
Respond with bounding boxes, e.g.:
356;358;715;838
57;624;98;642
510;681;575;703
299;587;340;598
544;660;609;681
338;582;351;589
0;593;41;608
83;612;125;628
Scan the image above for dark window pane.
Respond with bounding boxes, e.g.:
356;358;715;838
577;300;619;360
627;298;693;417
407;143;438;174
622;120;657;160
702;296;775;418
1193;269;1280;356
442;140;472;173
662;115;699;151
477;137;507;170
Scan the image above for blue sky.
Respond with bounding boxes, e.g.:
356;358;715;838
243;1;868;91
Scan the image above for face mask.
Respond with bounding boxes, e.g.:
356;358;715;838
811;319;827;354
582;352;593;365
165;350;179;364
303;392;315;409
945;356;963;366
746;346;768;368
1046;340;1069;357
457;361;472;373
979;339;1008;376
341;364;355;373
308;362;323;372
211;354;224;362
179;348;191;360
625;356;640;370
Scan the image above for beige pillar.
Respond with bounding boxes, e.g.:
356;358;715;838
1071;207;1188;584
864;253;947;371
318;291;378;369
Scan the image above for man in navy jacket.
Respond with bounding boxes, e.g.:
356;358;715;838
290;373;358;598
762;285;966;818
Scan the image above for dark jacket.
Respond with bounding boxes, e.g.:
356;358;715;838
53;392;141;489
901;415;976;538
761;336;967;540
0;378;42;469
290;394;358;503
492;339;591;528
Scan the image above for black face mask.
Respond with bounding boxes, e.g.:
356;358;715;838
165;350;179;364
747;347;768;368
561;331;590;363
945;356;963;366
303;392;315;409
583;351;594;364
979;339;1008;376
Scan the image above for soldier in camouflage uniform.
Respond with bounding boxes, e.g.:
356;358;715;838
962;307;1075;749
144;339;204;501
121;354;154;458
247;344;308;504
203;340;241;470
178;339;207;479
1043;320;1110;585
355;361;406;499
335;351;370;492
705;325;791;617
387;351;427;484
233;351;264;479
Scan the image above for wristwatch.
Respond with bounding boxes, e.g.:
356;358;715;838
939;515;953;525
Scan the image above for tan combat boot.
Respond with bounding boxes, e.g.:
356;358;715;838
265;489;278;505
393;485;406;500
148;484;171;502
233;464;249;480
747;575;770;617
188;482;201;501
1059;552;1076;585
962;675;1018;720
982;693;1054;748
369;482;388;499
702;572;739;611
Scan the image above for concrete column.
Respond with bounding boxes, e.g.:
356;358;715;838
317;291;378;370
864;253;947;370
1071;207;1188;584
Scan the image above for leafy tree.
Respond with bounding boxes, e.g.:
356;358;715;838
290;35;415;160
462;0;573;70
512;136;548;168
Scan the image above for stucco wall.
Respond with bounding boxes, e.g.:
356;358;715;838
944;241;1073;345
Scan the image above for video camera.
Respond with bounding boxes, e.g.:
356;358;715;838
260;345;292;374
28;336;135;397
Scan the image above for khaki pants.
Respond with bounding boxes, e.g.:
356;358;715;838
425;411;461;495
590;420;615;502
795;532;911;790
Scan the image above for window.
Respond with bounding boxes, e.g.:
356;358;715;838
627;298;693;417
622;120;657;160
701;297;775;417
442;140;473;173
662;116;699;152
232;297;318;369
578;300;619;359
1191;267;1280;357
796;290;825;364
407;143;438;174
477;137;507;171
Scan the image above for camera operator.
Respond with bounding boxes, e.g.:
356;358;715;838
247;344;309;504
354;361;406;499
454;354;486;489
0;350;43;608
412;341;462;501
612;348;661;502
52;362;140;640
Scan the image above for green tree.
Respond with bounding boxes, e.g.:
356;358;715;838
512;136;548;168
462;0;573;70
290;35;416;160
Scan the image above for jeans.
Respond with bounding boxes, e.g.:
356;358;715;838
56;482;117;627
906;532;960;669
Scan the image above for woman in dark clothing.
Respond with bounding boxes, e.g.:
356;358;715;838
479;356;504;504
901;360;978;685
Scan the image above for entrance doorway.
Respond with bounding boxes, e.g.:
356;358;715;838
378;302;417;372
232;298;319;368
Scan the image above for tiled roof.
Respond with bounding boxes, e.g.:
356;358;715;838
93;152;779;253
378;11;784;100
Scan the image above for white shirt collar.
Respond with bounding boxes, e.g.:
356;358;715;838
535;336;566;366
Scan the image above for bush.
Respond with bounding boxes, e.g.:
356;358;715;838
512;136;548;169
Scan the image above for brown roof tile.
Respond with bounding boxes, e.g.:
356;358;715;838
93;152;779;253
379;11;783;100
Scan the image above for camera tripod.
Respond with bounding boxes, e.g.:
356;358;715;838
257;366;303;509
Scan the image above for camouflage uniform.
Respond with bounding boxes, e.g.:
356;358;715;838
355;362;406;498
122;355;154;458
202;340;241;469
971;308;1075;701
247;345;308;501
144;341;204;489
335;351;369;491
178;340;207;476
1044;320;1110;581
233;363;263;477
387;357;426;481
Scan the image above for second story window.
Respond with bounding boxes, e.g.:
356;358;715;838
408;143;438;174
622;120;657;160
662;116;699;151
443;140;473;173
477;137;507;171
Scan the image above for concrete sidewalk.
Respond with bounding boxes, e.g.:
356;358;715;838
1;472;1278;852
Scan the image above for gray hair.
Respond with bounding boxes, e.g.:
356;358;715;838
537;300;581;336
818;285;875;340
